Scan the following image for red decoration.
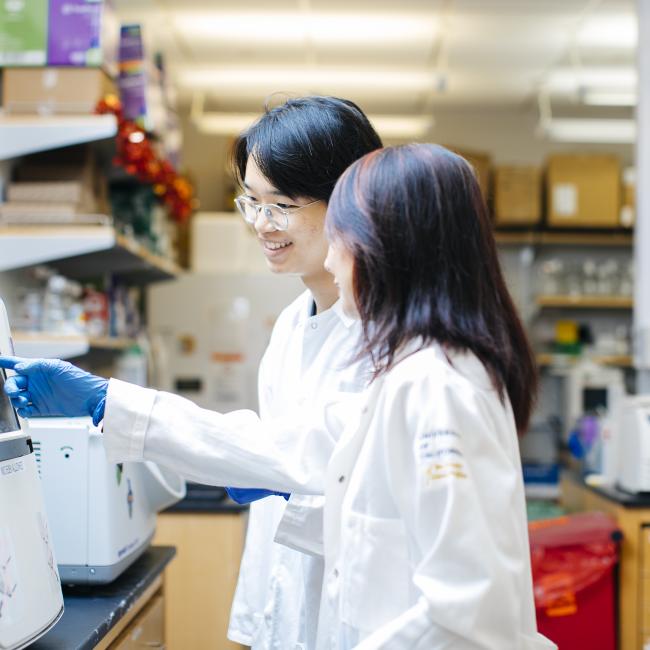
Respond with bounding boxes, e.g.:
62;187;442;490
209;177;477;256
96;95;196;223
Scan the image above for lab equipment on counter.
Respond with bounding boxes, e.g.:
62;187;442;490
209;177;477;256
0;299;64;650
561;361;625;484
25;416;185;584
617;395;650;493
555;361;625;438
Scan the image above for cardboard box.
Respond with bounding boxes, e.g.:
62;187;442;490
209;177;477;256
446;146;492;202
47;0;119;72
620;166;635;228
2;67;115;114
8;181;87;204
546;154;621;229
494;166;542;225
13;144;108;214
0;0;48;66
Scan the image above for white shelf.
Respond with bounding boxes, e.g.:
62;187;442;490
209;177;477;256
13;332;90;359
0;225;115;271
12;333;138;359
0;225;181;282
0;114;118;160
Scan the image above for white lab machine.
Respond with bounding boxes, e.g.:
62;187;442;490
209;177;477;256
617;395;650;493
0;299;64;650
560;361;626;437
554;361;626;483
25;416;186;584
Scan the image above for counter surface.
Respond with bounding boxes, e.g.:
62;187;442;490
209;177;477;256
163;483;248;513
566;470;650;508
31;545;175;650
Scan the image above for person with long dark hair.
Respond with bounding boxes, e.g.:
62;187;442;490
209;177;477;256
319;143;555;647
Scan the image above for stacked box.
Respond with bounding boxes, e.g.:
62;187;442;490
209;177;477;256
0;0;118;70
118;24;148;128
546;154;621;228
2;67;115;114
494;166;542;226
446;146;492;202
620;167;635;228
0;145;109;224
0;0;48;66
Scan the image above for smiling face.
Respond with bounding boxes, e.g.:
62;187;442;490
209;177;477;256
324;238;358;319
243;156;330;280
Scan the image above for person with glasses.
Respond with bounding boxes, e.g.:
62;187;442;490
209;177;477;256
0;96;382;650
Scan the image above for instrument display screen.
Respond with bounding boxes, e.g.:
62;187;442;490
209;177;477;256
0;369;20;434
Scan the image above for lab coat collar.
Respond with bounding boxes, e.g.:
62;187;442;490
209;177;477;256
330;298;356;329
300;291;356;330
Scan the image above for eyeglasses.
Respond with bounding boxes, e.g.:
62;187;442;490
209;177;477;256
234;195;321;231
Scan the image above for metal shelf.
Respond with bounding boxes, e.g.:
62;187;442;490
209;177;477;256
536;353;633;368
0;114;117;160
494;232;537;246
494;230;633;247
88;336;138;350
538;232;633;247
536;295;633;309
0;225;181;283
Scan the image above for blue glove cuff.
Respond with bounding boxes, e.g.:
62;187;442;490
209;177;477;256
92;394;107;427
226;487;290;504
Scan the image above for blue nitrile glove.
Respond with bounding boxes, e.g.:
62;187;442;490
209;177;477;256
226;487;290;504
0;356;108;425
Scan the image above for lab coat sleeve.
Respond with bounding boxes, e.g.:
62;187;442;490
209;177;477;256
355;373;531;650
102;378;344;494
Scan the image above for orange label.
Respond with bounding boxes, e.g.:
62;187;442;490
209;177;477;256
545;591;578;617
211;352;244;363
529;515;570;531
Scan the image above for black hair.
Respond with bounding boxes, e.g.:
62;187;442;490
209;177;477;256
326;143;538;435
232;96;383;201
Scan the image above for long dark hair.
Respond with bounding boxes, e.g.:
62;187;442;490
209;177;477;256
326;143;538;434
232;96;382;201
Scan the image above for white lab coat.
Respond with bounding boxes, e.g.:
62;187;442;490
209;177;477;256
227;291;371;649
101;342;555;649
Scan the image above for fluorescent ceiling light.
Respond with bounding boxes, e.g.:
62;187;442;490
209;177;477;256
576;14;637;49
541;118;635;143
545;67;636;93
581;88;637;106
195;112;434;139
196;113;259;135
176;67;442;95
174;12;437;46
371;115;434;139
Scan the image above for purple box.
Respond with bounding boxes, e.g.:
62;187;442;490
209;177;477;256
118;23;144;61
118;24;147;126
47;0;106;67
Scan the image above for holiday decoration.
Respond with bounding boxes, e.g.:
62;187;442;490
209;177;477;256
96;95;196;222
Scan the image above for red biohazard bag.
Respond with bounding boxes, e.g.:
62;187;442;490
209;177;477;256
529;512;619;650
